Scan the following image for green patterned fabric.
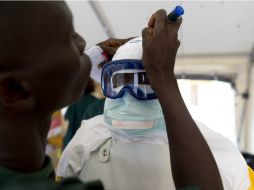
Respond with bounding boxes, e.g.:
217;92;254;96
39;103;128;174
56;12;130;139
0;156;54;182
0;157;103;190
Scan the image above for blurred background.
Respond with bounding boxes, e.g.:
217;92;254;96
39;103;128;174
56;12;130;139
47;0;254;168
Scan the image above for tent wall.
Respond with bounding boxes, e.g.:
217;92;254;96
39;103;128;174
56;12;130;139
237;63;254;153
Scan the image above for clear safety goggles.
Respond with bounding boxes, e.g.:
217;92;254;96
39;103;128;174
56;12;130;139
101;59;157;100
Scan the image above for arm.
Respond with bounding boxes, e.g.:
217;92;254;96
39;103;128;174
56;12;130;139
142;9;224;190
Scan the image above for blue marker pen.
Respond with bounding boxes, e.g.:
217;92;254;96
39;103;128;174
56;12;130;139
168;6;184;22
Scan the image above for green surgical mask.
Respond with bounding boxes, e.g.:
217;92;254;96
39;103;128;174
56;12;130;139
103;93;166;137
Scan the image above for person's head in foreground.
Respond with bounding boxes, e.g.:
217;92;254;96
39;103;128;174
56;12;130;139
0;1;91;172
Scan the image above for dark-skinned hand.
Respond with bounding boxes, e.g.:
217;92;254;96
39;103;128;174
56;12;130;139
97;37;134;67
142;9;182;90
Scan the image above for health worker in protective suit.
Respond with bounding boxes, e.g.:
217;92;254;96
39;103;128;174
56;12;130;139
57;37;253;190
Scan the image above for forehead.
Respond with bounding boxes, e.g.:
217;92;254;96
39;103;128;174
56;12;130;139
23;2;75;57
0;2;74;71
35;2;73;38
2;2;74;46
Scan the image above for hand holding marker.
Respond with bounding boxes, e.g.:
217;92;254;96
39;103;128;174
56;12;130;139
168;6;184;22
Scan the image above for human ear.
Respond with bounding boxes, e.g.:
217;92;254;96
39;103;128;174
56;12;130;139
0;76;35;112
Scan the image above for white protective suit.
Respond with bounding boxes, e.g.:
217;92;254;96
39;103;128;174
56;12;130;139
57;37;251;190
57;115;250;190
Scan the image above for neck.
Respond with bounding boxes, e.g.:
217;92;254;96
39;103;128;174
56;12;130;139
0;113;51;172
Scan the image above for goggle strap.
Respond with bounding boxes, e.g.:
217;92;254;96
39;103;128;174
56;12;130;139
112;69;146;74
